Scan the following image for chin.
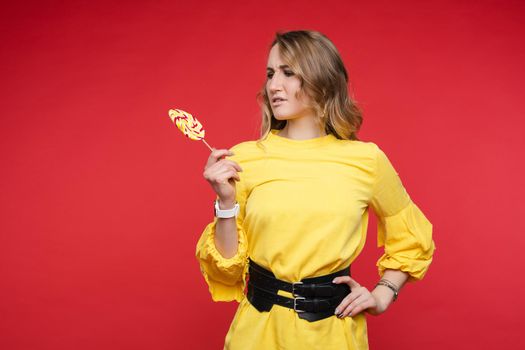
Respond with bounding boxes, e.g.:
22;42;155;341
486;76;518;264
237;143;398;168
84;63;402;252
272;111;294;120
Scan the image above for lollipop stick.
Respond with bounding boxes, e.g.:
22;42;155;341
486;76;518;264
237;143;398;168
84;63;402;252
201;139;214;152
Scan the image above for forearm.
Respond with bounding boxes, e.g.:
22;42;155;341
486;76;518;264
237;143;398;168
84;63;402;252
371;269;409;311
214;198;239;259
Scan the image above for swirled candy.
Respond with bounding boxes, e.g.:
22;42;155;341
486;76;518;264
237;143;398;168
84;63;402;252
168;109;205;141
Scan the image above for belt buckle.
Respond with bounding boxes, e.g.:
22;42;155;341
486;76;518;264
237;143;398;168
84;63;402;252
292;281;303;298
292;281;305;313
293;296;306;313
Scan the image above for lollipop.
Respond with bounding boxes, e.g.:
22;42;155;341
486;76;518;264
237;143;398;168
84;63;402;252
168;108;213;151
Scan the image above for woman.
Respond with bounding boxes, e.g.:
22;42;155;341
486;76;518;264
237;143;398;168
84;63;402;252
197;30;435;349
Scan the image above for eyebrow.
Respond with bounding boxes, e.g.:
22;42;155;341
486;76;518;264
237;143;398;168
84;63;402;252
266;65;290;71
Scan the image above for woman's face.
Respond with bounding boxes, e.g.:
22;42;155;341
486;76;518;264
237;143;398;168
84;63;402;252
266;45;314;121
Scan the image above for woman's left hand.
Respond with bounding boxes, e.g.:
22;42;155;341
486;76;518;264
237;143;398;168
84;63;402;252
332;276;389;318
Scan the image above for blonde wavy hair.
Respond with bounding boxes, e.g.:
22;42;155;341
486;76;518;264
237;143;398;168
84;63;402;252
255;30;363;149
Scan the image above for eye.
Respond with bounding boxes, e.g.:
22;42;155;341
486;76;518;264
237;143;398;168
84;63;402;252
284;70;294;76
266;72;274;79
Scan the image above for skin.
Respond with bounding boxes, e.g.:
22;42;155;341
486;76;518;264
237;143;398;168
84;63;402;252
203;147;241;259
204;43;410;316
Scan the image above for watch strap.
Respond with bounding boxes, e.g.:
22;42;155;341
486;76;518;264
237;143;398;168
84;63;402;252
214;199;240;218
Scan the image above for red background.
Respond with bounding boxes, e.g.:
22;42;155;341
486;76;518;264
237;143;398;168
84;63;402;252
1;0;524;349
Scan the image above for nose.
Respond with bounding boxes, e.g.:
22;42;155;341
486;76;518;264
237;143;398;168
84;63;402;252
268;71;284;93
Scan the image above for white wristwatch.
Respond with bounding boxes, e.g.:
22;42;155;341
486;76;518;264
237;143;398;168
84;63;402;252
214;199;240;218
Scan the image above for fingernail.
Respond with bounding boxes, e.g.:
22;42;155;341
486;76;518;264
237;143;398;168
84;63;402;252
332;278;337;283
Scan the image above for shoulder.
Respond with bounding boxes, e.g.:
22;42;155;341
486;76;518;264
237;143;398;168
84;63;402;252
228;140;262;155
224;140;264;164
334;140;395;174
363;141;393;167
228;140;257;153
334;138;381;159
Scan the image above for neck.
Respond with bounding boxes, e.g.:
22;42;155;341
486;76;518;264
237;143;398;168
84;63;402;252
278;117;326;140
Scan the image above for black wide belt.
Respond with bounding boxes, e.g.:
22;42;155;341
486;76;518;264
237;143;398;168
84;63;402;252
246;258;351;322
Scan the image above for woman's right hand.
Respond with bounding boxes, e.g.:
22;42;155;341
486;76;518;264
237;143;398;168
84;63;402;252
203;148;243;203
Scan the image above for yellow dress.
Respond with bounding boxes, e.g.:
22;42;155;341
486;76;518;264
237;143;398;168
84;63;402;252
196;129;435;350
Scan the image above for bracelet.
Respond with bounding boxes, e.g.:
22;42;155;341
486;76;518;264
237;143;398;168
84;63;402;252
375;279;399;302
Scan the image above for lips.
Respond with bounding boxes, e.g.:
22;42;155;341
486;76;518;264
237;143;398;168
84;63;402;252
271;97;287;105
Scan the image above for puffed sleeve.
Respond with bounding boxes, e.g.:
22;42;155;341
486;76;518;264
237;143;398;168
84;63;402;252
195;147;249;302
369;144;436;282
